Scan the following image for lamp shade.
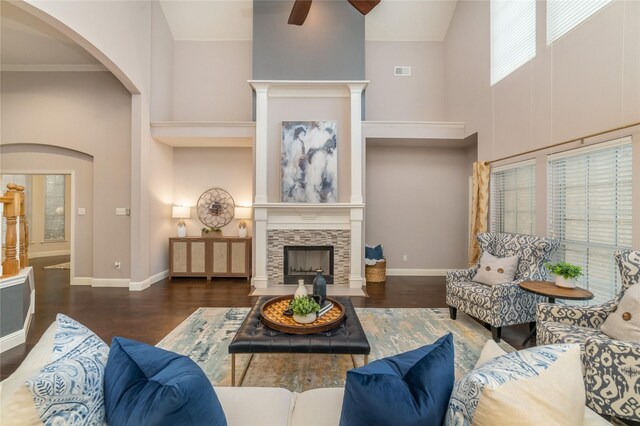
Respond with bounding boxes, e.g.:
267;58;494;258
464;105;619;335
172;206;191;219
234;206;252;220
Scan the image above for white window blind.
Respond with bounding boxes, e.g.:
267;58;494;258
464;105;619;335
491;160;537;235
548;138;632;304
547;0;613;45
491;0;536;85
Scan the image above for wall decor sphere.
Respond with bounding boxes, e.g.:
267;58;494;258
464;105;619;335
196;187;235;228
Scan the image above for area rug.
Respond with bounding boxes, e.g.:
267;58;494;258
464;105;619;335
43;262;70;270
157;307;514;392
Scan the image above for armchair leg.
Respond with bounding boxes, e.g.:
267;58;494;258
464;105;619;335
529;322;536;332
491;326;502;343
449;306;457;320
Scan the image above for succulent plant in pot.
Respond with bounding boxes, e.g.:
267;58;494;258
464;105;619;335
546;262;583;288
290;296;321;324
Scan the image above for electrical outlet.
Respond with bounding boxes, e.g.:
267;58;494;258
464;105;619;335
402;255;408;262
115;208;127;216
114;261;121;270
77;208;86;215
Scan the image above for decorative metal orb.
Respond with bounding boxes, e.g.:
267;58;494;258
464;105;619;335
196;187;235;229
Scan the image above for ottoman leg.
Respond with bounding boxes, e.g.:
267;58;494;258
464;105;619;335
449;306;457;320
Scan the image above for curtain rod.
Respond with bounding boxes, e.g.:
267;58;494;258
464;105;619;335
488;121;640;164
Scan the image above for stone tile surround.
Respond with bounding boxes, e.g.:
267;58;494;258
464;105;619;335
267;230;351;286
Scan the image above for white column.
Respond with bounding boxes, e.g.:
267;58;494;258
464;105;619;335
349;206;365;288
252;83;270;205
252;207;269;288
349;83;367;205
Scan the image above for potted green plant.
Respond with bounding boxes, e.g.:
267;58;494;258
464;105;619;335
201;227;222;237
289;296;321;324
546;262;583;288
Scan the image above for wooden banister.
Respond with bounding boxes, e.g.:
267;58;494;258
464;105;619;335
2;183;28;278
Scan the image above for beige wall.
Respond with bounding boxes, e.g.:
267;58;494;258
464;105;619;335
0;144;94;277
150;1;174;122
1;71;131;279
149;139;174;276
172;41;253;121
267;97;351;203
365;41;446;121
172;147;253;237
365;144;475;270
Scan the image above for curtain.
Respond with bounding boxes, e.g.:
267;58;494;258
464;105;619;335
468;162;491;265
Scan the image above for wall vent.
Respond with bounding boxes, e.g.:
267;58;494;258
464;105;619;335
394;66;411;77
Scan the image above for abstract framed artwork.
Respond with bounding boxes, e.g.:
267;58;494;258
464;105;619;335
281;121;337;203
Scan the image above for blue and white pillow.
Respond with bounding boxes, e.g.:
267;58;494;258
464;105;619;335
446;344;585;426
25;314;108;426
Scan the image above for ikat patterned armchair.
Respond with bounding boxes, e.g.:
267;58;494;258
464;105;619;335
446;233;559;342
536;250;640;422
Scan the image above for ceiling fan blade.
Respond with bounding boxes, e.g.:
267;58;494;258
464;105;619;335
288;0;313;26
348;0;381;15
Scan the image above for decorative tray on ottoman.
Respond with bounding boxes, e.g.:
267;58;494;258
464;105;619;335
260;295;345;335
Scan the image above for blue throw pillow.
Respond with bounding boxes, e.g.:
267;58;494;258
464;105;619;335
340;333;454;426
365;244;384;260
104;337;226;426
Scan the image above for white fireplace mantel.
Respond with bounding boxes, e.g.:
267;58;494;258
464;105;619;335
250;81;368;289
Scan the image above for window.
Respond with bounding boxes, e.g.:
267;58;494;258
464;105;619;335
548;138;632;303
547;0;613;45
44;175;65;241
490;0;536;85
490;160;536;235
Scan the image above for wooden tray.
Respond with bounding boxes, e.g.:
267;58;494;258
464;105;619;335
260;295;345;335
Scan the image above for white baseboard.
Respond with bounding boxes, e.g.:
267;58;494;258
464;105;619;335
130;269;168;291
91;278;130;288
149;269;169;285
28;249;71;259
386;268;450;277
71;277;92;286
0;329;26;353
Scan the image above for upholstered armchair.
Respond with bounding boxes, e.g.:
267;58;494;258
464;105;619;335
446;233;559;342
536;250;640;422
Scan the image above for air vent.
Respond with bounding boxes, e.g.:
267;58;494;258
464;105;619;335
394;66;411;77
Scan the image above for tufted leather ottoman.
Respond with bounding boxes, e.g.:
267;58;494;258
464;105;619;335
229;296;371;386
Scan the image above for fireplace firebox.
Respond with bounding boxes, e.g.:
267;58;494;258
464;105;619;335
283;246;334;284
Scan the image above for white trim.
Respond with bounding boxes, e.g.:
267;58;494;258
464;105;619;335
548;136;632;161
149;269;169;285
91;278;129;288
1;64;108;72
0;267;31;289
0;329;26;353
491;158;536;173
129;278;150;292
386;268;450;277
28;249;71;259
71;276;93;286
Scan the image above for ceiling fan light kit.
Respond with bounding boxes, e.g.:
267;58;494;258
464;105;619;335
288;0;380;26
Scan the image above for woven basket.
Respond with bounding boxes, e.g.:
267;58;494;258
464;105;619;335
365;259;386;283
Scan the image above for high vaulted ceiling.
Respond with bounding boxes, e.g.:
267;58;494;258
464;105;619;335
159;0;458;42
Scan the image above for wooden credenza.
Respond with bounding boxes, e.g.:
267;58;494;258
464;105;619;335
169;237;252;280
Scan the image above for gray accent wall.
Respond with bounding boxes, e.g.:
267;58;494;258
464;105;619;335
0;271;33;338
253;0;365;80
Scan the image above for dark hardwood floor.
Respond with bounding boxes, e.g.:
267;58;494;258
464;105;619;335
0;256;533;380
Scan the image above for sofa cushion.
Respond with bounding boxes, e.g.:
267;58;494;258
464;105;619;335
473;252;519;286
340;333;454;426
24;315;109;426
600;284;640;342
447;280;494;309
447;344;585;426
292;388;344;426
104;337;226;426
215;387;293;426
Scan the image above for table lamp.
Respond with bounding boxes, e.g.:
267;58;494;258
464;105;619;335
172;205;191;238
234;206;252;238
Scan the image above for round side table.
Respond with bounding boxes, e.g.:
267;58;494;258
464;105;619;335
519;280;594;346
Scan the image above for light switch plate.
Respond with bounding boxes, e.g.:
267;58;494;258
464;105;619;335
77;208;86;215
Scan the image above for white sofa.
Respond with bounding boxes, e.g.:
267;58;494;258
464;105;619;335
0;322;611;426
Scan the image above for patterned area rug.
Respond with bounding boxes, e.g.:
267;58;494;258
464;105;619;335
157;307;514;392
43;262;70;270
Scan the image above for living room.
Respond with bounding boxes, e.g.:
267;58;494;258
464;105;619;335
1;0;639;425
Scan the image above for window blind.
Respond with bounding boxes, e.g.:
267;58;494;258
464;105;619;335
44;175;66;241
490;0;536;85
490;160;536;235
548;138;632;303
547;0;613;45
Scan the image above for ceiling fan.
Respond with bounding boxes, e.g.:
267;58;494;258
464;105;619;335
288;0;381;26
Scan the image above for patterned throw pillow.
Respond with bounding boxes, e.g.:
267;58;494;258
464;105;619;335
446;344;585;426
25;314;109;426
472;251;519;286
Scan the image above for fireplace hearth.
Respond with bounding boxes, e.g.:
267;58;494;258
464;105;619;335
284;246;334;284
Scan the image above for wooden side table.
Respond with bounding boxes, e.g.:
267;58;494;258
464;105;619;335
519;280;594;346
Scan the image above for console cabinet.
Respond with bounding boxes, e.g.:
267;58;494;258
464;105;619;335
169;237;251;280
